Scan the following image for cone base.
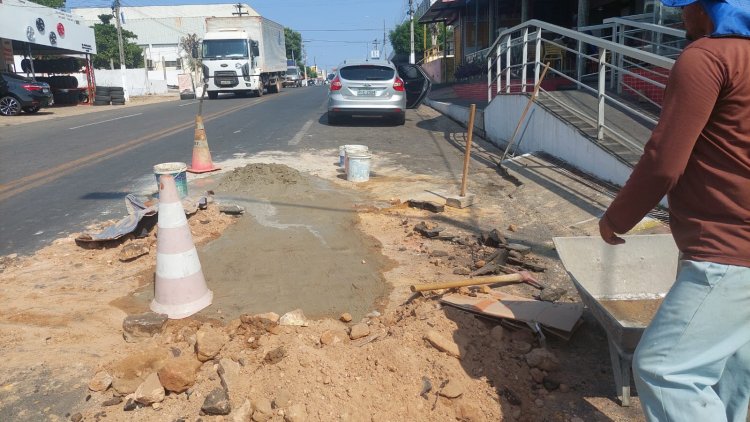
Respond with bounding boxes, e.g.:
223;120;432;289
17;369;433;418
187;166;221;174
150;289;213;319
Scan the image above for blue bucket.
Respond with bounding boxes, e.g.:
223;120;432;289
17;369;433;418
154;162;188;198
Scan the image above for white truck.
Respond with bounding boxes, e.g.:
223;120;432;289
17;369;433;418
202;16;287;99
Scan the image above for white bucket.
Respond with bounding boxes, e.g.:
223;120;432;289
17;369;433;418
347;151;372;182
338;145;349;167
344;145;368;174
154;162;188;198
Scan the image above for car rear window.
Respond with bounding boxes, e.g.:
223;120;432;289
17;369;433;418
339;65;394;81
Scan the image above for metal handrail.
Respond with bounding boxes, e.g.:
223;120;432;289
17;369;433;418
486;19;677;156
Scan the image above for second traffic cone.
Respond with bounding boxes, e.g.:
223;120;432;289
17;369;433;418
150;174;213;319
187;115;220;174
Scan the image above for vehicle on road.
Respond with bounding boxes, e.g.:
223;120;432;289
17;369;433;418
327;60;431;125
202;16;287;99
0;72;53;116
283;66;302;88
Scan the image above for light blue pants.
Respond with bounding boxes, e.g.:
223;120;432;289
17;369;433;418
633;260;750;422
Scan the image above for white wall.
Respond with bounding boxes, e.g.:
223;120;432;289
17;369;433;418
85;69;169;95
427;96;634;187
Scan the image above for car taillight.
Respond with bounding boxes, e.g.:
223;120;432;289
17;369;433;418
393;77;405;92
22;84;43;91
330;76;342;91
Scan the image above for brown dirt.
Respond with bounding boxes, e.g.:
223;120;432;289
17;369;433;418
0;151;656;421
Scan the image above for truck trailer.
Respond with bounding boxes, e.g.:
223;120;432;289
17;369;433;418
202;16;287;99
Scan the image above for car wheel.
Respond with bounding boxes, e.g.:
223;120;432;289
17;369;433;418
207;91;218;100
0;96;22;116
394;113;406;126
22;105;41;114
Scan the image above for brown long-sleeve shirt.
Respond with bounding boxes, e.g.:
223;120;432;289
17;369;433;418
602;36;750;267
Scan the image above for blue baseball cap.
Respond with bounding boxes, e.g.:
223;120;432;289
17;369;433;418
660;0;698;5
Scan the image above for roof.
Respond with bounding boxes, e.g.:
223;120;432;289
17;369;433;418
70;3;258;45
417;0;465;25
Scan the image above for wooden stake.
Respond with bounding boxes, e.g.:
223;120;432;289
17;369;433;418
460;103;477;197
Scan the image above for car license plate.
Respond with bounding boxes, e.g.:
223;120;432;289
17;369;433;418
358;89;376;97
219;80;232;85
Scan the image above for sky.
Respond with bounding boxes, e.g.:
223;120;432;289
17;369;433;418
65;0;412;74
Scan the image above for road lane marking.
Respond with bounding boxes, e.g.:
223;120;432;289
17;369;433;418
68;113;143;130
178;101;199;107
0;96;274;201
233;130;241;134
288;119;314;145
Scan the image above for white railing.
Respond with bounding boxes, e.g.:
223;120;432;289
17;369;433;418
487;19;677;151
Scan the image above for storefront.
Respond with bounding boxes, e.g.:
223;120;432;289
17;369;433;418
0;0;97;102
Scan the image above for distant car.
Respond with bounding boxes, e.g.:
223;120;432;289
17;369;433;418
283;66;302;88
327;60;431;125
0;72;53;116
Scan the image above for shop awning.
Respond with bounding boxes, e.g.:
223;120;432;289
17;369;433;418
417;0;467;25
0;0;97;55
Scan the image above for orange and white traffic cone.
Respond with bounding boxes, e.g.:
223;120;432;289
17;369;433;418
187;115;220;174
150;174;213;319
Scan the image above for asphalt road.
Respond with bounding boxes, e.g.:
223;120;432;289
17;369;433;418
1;85;457;256
0;86;333;256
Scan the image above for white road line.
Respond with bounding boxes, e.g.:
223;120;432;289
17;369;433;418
69;113;143;130
178;101;199;107
233;130;241;134
288;119;314;146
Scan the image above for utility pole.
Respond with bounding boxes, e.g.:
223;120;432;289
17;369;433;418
113;0;129;100
409;0;415;64
232;3;249;16
302;41;307;84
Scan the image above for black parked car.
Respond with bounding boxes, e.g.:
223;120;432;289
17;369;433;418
0;72;53;116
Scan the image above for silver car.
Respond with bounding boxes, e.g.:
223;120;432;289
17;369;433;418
327;59;431;125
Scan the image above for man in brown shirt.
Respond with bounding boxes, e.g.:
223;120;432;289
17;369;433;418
599;0;750;420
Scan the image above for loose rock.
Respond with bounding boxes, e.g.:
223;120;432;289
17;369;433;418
453;267;471;276
424;330;461;358
195;325;228;362
349;323;370;340
456;402;483;421
70;412;82;422
526;348;560;372
285;403;307;422
118;240;150;262
264;346;287;364
539;287;567;303
232;400;253;422
438;380;464;398
123;398;138;411
252;397;273;422
542;376;560;391
530;368;545;383
218;358;242;402
279;309;308;326
339;313;352;323
414;221;444;238
407;200;444;213
102;396;123;407
480;229;507;247
320;329;348;346
134;373;165;405
88;371;113;392
158;356;200;393
201;387;231;416
122;312;168;343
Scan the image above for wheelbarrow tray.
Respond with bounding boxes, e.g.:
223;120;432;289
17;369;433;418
553;234;679;406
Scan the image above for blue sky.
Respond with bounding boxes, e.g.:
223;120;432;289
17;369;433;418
66;0;410;74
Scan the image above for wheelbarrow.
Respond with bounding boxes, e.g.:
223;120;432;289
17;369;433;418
553;234;679;406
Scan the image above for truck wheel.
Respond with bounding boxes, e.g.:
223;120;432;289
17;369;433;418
207;91;218;100
256;88;264;97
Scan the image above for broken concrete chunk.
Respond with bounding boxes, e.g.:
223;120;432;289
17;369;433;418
252;397;273;421
414;221;444;238
88;371;113;392
218;358;242;400
134;373;165;405
407;200;445;213
505;243;531;255
320;329;349;346
279;309;309;326
118;240;150;262
122;312;168;343
424;330;461;358
218;203;245;215
201;387;231;416
480;229;507;247
539;287;567;303
195;325;229;362
349;323;370;340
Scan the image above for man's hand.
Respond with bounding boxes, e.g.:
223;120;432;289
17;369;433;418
599;217;625;245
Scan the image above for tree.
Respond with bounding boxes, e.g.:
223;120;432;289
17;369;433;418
389;21;425;58
284;28;303;69
179;33;201;72
305;66;317;79
28;0;64;9
92;14;143;69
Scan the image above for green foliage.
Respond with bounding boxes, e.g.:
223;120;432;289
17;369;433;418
284;28;304;68
92;15;143;69
389;21;424;57
28;0;64;9
305;66;317;79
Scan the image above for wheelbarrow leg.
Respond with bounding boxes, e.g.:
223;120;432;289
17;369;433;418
607;337;633;406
